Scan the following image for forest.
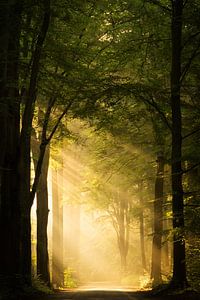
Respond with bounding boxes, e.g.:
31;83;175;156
0;0;200;299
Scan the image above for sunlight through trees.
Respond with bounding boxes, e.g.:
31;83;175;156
0;0;200;298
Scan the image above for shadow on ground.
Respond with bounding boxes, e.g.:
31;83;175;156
25;287;200;300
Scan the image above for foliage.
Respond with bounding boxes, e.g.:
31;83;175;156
32;275;53;294
64;268;78;288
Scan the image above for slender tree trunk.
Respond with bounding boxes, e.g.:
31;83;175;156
163;208;170;272
36;146;50;285
32;109;51;285
163;238;170;271
0;0;21;284
58;166;64;286
151;152;164;285
117;197;129;276
67;205;80;278
52;168;64;287
139;182;147;273
170;0;187;287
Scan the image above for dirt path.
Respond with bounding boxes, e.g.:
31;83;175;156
28;289;200;300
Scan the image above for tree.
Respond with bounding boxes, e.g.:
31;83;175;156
170;0;187;288
18;0;51;283
32;119;50;286
138;181;147;273
151;151;164;285
52;163;64;288
0;0;22;284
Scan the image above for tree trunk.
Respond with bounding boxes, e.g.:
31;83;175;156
163;237;170;271
170;0;187;288
117;197;129;276
32;110;51;286
18;132;32;284
163;209;170;272
19;207;32;283
52;168;64;287
0;0;21;284
138;182;147;273
36;146;50;285
18;2;50;284
58;166;64;286
151;152;164;285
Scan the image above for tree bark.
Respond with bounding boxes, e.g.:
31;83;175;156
52;167;64;287
32;107;51;286
18;1;50;283
0;0;21;283
151;152;164;285
58;166;64;287
170;0;187;287
138;182;147;273
116;196;130;276
36;146;50;285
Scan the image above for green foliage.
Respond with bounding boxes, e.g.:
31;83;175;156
187;240;200;292
64;268;78;288
32;275;53;294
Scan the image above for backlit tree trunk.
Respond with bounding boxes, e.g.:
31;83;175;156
32;107;51;286
116;196;130;275
52;167;64;287
36;146;50;285
151;152;164;285
58;166;64;286
138;182;147;273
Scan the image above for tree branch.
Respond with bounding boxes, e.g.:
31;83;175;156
30;95;74;202
140;94;172;131
183;127;200;139
181;40;200;83
145;0;171;13
182;162;200;174
46;99;74;143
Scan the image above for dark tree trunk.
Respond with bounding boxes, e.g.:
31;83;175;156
18;124;32;284
19;207;32;283
170;0;187;288
0;0;21;284
151;152;164;285
163;209;170;272
32;108;51;286
18;1;50;284
36;146;50;285
138;182;147;273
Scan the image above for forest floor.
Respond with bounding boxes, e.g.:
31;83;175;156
2;282;200;300
22;288;200;300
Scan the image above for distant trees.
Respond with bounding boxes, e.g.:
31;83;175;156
74;121;154;277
